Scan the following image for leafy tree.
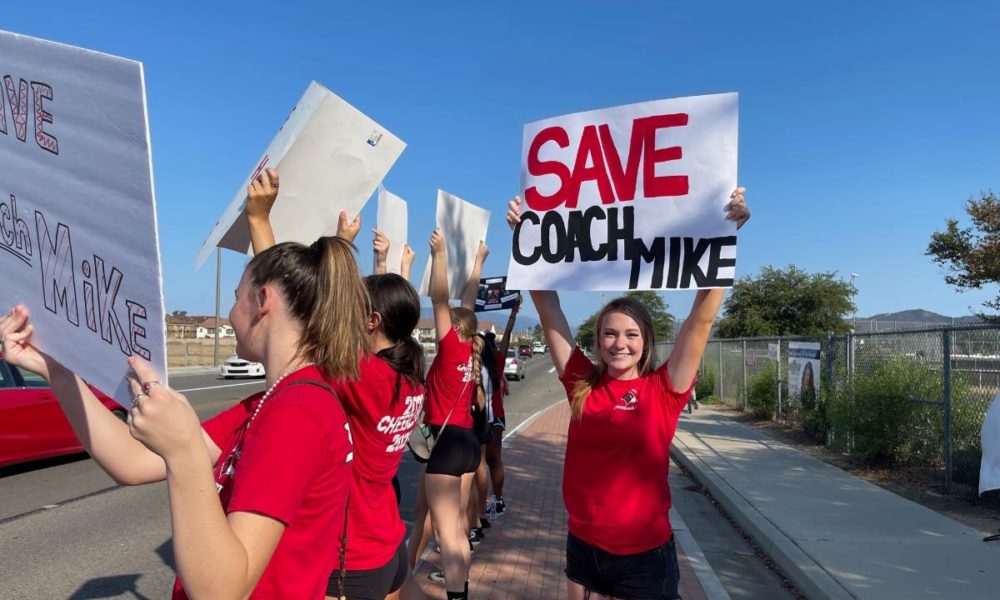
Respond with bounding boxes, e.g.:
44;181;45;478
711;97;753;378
926;191;1000;323
575;311;598;349
716;265;856;338
170;309;188;317
574;291;674;349
532;324;543;341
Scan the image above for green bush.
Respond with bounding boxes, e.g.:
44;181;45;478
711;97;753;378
746;364;778;420
695;368;716;400
851;357;945;466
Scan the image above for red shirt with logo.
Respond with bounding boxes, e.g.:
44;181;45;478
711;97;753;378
559;347;692;555
174;366;353;600
330;355;424;569
425;328;474;428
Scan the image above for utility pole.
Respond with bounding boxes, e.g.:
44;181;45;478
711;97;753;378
214;248;221;367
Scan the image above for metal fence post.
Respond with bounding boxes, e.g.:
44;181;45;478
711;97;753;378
943;329;953;493
776;337;783;421
741;339;748;412
718;342;724;402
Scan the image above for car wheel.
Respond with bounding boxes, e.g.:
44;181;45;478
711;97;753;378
223;375;234;380
520;373;525;381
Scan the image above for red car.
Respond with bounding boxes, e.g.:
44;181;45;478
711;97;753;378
0;358;124;468
518;344;532;358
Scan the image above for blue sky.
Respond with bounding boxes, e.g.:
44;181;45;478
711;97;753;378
5;1;998;329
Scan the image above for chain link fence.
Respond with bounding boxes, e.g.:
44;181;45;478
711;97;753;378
656;325;1000;492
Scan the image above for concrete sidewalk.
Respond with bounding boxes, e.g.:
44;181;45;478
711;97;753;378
416;401;728;599
672;407;999;600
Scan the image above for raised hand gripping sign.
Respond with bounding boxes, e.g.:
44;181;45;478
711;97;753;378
507;93;739;291
196;82;405;266
0;30;165;406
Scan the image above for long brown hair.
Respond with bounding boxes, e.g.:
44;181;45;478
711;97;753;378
570;296;657;419
247;236;371;380
451;306;484;408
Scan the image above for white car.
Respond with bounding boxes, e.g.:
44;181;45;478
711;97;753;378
504;350;525;381
532;342;547;354
220;355;265;379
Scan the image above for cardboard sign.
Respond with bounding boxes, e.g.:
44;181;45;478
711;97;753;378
507;93;738;291
0;30;165;406
196;82;405;266
418;190;490;299
475;276;519;312
376;185;407;276
787;342;821;400
980;392;1000;495
768;343;779;361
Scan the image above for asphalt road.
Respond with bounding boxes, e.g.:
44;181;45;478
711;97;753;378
0;354;796;599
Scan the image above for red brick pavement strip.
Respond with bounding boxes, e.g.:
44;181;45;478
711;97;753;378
416;402;711;599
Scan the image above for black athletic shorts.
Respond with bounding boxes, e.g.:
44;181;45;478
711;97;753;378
565;532;680;600
328;539;408;599
426;424;480;476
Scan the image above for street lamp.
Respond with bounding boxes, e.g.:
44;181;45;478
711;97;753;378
850;273;859;331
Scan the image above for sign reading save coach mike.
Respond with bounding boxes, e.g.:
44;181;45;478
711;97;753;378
507;93;738;291
0;30;165;406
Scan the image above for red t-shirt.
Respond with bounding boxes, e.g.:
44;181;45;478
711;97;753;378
491;349;506;420
173;366;353;600
330;354;424;570
425;328;474;428
559;347;692;555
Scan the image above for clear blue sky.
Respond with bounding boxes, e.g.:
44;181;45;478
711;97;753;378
6;1;998;328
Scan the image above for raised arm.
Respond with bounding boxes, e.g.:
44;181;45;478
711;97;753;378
667;187;750;389
372;229;390;275
498;295;521;357
460;241;489;310
336;211;362;243
507;195;575;375
246;168;278;255
400;243;415;281
0;306;221;486
428;229;453;341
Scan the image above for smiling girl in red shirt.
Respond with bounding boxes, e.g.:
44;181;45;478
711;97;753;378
506;188;749;600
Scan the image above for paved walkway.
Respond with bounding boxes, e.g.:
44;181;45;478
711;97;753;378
415;401;723;599
672;407;1000;600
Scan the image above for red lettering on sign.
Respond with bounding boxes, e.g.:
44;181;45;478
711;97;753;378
524;113;689;211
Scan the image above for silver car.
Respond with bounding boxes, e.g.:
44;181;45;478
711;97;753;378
504;349;525;381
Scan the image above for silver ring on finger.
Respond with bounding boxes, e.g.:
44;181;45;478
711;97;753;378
131;392;147;408
141;381;160;395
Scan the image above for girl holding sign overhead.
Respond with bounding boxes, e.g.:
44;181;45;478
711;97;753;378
506;188;749;600
245;168;427;600
0;234;368;599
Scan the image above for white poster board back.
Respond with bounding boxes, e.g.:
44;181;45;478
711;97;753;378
418;190;490;299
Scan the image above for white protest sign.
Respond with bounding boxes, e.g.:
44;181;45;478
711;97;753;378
980;392;1000;495
787;342;821;400
507;93;738;291
0;30;165;406
418;190;490;299
376;185;407;275
196;82;405;266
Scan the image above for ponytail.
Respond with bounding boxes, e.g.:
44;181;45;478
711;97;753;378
364;274;426;392
247;236;371;381
471;334;485;409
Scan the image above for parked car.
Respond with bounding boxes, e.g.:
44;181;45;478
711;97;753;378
220;355;265;379
504;350;525;381
532;342;547;354
517;344;532;358
0;358;123;468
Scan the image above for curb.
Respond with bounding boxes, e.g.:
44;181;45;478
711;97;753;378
670;507;732;600
670;434;855;600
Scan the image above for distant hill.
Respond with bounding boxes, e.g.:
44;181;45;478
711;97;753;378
861;309;984;325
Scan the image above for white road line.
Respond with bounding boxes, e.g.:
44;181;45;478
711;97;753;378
175;381;264;393
548;366;556;373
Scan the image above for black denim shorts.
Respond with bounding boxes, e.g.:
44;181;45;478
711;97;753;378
328;539;408;600
565;532;680;600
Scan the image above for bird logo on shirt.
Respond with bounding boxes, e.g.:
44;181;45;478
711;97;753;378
615;388;639;411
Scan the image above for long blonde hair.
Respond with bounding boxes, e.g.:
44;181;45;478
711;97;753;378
247;236;372;380
451;306;484;408
570;297;657;419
